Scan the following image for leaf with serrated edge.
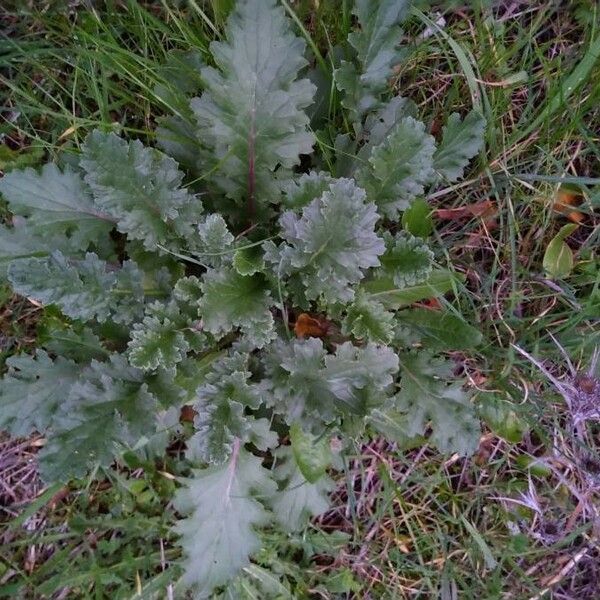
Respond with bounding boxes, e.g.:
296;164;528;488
81;130;201;250
358;117;436;219
433;110;485;183
335;0;411;121
174;445;277;596
395;353;480;455
191;0;315;210
0;163;113;250
0;350;80;437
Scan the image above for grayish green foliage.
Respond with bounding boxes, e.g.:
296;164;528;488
433;110;486;182
39;356;160;482
0;0;487;595
394;353;480;455
378;231;434;288
270;447;334;532
0;163;113;250
198;267;275;346
174;447;277;597
0;350;79;437
358;117;436;218
8;251;144;323
342;292;395;343
81;130;201;250
191;0;315;207
186;353;263;464
273;178;385;303
335;0;411;121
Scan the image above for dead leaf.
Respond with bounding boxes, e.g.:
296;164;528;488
294;313;329;338
552;187;584;224
180;405;197;423
435;200;497;221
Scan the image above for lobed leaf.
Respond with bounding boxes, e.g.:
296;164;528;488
174;446;277;596
433;110;486;183
191;0;315;211
80;130;202;250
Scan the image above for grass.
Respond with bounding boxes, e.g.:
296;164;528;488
0;0;599;598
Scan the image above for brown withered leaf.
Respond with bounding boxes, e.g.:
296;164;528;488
435;199;497;221
294;313;330;338
552;187;584;224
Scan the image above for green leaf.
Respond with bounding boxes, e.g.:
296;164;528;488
281;171;334;210
199;267;274;347
8;251;145;323
363;268;461;309
80;130;201;250
342;292;394;343
378;232;433;289
289;423;332;483
174;446;277;596
233;245;265;276
433;110;486;183
335;0;411;121
396;308;483;350
265;338;398;428
272;178;385;304
39;319;108;362
191;0;315;210
401;197;433;238
367;407;424;449
0;350;80;437
39;356;160;483
543;224;578;279
478;394;527;443
0;224;48;278
0;163;113;250
358;117;436;219
128;301;195;372
192;213;235;268
395;353;480;455
270;447;332;532
186;352;262;464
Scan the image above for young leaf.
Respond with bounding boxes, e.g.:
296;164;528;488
342;292;395;344
378;232;434;288
198;267;274;347
281;171;334;210
0;350;80;437
274;178;385;304
0;163;113;250
128;302;194;372
191;0;315;210
433;110;486;183
401;197;434;238
80;130;202;250
192;213;235;268
358;117;436;219
233;245;264;276
335;0;411;121
174;446;277;596
395;353;480;455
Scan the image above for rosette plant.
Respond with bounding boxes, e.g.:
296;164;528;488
0;0;486;596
